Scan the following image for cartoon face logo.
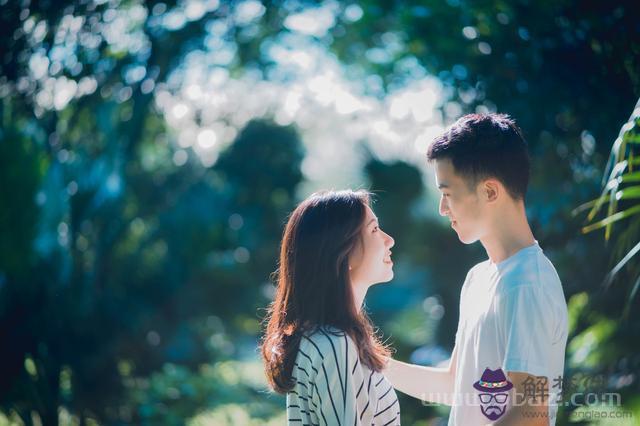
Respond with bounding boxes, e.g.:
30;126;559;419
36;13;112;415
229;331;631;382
473;368;513;421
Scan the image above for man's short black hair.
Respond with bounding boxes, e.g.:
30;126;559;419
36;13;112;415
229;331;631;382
427;113;530;200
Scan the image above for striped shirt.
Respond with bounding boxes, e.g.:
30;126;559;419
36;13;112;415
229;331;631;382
286;326;400;426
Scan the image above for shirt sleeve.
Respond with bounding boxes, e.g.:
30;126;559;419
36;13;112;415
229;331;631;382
308;331;372;426
497;284;556;378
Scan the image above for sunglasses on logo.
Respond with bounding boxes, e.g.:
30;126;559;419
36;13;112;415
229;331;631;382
479;393;508;404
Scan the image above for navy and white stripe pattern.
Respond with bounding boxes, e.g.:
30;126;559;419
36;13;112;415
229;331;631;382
286;327;400;426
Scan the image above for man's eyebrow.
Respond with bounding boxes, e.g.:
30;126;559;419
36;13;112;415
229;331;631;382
437;183;450;189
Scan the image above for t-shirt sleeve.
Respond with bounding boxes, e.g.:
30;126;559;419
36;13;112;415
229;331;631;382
497;284;556;378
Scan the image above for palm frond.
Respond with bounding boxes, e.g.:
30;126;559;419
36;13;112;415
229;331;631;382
580;97;640;308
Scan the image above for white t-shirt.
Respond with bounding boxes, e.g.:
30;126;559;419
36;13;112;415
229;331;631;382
448;242;568;426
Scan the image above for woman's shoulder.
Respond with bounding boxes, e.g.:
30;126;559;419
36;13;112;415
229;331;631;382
299;325;357;360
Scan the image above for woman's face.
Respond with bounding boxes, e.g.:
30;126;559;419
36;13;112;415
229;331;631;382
348;205;395;286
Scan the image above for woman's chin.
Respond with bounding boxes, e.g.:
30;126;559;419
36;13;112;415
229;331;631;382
381;271;394;283
366;268;395;285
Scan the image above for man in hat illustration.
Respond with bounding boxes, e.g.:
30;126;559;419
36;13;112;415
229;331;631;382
383;114;569;425
474;368;514;421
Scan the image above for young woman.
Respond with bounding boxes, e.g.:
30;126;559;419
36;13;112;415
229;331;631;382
261;190;400;426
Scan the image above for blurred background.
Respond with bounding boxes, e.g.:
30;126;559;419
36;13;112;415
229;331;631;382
1;0;639;425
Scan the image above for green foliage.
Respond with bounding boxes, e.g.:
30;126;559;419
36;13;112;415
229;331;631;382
579;100;640;301
0;100;48;276
1;1;299;423
1;0;639;425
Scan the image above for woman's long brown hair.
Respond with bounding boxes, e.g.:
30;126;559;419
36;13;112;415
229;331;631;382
260;190;391;393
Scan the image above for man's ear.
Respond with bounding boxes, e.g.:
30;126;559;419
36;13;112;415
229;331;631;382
483;179;500;203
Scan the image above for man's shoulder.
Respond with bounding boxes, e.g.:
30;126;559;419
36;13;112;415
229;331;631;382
497;248;561;293
466;259;492;279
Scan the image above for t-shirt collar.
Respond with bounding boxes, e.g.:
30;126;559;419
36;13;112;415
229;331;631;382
489;240;540;269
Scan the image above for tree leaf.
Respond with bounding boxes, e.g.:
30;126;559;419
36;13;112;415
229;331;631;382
603;240;640;289
573;185;640;216
582;204;640;234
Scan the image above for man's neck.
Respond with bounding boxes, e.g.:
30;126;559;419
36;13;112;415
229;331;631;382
480;203;536;264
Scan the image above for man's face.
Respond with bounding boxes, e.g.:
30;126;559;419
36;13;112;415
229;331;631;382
434;158;487;244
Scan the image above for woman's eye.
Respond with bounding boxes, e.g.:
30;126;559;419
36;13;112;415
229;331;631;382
372;226;379;233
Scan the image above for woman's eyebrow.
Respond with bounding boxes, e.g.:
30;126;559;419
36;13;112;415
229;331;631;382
366;218;378;227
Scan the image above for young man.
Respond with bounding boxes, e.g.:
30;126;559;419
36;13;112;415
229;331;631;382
384;114;568;425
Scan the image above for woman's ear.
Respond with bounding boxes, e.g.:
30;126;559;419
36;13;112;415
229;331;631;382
348;236;364;273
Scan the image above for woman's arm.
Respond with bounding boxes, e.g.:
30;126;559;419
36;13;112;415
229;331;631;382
382;343;457;405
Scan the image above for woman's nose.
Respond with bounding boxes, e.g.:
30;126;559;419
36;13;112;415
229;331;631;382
385;232;395;248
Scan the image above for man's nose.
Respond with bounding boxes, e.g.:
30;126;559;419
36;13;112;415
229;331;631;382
439;196;449;216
